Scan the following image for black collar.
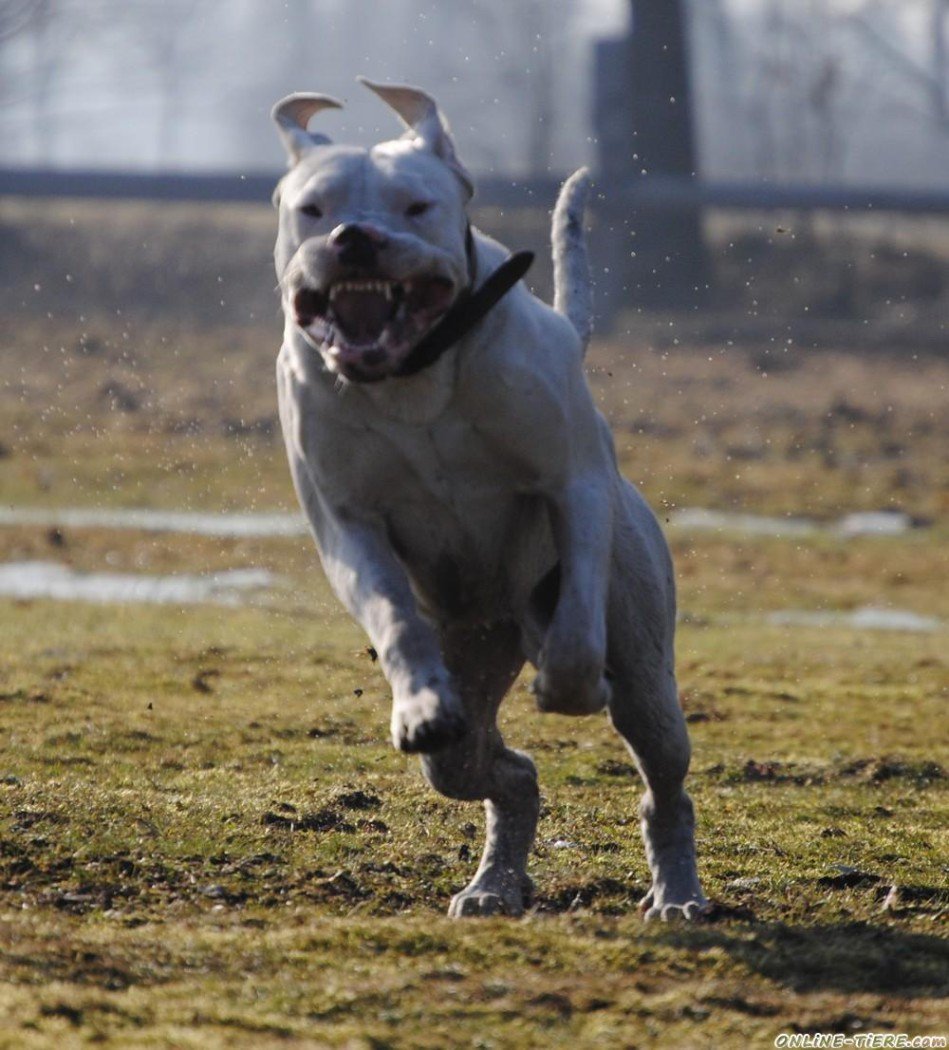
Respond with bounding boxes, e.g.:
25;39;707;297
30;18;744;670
393;226;534;378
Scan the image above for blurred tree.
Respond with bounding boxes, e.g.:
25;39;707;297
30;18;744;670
594;0;706;314
931;0;947;125
0;0;945;185
0;0;45;41
847;0;949;131
0;0;57;161
127;0;214;165
461;0;575;175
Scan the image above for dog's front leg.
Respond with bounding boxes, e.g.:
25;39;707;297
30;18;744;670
533;474;614;715
317;516;468;752
279;399;466;752
325;522;467;752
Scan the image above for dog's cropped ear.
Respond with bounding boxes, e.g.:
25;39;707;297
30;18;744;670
358;76;473;199
272;93;343;165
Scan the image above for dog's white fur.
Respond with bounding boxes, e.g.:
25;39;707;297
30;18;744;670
271;79;707;919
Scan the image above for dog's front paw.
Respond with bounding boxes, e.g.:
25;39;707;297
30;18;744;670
391;679;467;753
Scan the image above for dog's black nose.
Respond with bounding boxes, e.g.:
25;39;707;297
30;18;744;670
329;223;388;269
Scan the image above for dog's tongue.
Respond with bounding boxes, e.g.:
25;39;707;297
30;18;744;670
332;289;391;344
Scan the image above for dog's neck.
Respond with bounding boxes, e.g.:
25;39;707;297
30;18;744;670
393;225;534;379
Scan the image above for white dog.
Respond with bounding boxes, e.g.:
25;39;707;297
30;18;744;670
271;78;707;920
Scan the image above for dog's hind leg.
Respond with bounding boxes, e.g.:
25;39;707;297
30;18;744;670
420;621;538;918
609;661;708;921
606;496;709;921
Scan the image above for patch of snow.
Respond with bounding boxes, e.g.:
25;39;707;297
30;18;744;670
0;506;307;538
834;511;913;537
0;561;278;606
668;508;818;537
670;507;918;538
767;606;941;633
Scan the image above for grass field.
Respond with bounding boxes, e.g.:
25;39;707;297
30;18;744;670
1;245;948;1045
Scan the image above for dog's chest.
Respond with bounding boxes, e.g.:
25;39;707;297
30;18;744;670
358;412;523;522
355;414;551;616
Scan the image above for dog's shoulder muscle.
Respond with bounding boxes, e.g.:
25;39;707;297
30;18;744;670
454;280;610;490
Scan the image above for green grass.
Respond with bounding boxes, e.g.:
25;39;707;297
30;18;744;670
1;309;947;1046
0;577;946;1047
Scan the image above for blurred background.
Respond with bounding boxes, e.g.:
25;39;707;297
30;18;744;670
2;0;948;339
1;0;947;526
2;0;947;183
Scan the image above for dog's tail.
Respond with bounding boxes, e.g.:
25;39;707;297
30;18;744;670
552;167;593;353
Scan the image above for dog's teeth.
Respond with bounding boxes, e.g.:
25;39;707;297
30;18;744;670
329;280;396;300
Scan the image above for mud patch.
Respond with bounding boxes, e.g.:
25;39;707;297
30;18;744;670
713;755;944;786
261;809;355;833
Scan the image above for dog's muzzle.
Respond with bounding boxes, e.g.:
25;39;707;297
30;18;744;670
286;220;459;382
292;274;457;384
289;224;534;384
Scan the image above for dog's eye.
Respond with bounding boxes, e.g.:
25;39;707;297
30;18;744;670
300;203;323;219
406;201;432;218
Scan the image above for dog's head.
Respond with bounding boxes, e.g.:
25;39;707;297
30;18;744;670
272;78;473;384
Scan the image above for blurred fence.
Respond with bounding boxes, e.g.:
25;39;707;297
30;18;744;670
3;166;949;329
4;165;949;212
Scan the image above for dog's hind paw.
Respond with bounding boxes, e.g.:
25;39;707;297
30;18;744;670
391;686;467;753
640;889;711;923
449;891;512;918
448;876;530;919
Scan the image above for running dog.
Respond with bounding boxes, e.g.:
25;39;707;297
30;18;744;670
271;78;707;919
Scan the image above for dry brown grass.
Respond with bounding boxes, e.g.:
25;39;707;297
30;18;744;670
3;309;946;521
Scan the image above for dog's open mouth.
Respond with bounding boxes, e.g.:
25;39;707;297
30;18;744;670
294;275;455;381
